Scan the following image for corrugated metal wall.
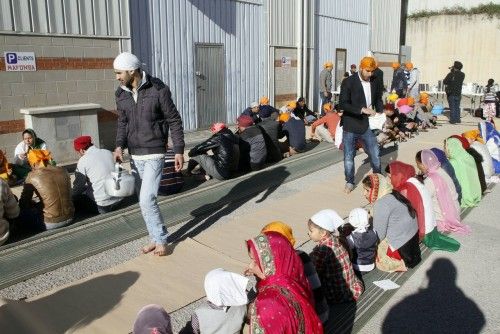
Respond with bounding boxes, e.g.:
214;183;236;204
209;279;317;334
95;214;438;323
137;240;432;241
371;0;401;55
315;0;370;93
130;0;267;131
0;0;129;36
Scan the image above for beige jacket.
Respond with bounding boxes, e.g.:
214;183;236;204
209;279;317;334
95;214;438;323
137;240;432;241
20;166;74;225
1;179;19;246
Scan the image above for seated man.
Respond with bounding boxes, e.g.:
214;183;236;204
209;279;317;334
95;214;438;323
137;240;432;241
237;115;267;171
187;122;240;181
0;178;20;246
257;111;283;163
19;150;74;230
282;112;306;155
311;103;340;143
258;96;278;120
295;97;317;125
72;136;124;214
241;102;262;124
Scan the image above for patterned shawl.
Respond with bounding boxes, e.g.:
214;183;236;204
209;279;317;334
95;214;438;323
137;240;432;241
247;232;323;334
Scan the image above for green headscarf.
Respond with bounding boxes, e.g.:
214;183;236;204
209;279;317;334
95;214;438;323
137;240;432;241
446;138;481;208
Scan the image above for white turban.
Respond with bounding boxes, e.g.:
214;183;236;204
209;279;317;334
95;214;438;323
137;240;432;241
204;268;249;307
113;52;141;70
310;209;344;232
348;208;369;233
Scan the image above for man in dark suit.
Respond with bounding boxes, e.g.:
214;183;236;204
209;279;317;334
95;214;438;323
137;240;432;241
339;56;384;193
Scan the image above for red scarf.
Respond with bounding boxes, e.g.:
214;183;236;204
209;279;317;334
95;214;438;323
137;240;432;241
247;232;323;334
389;161;426;240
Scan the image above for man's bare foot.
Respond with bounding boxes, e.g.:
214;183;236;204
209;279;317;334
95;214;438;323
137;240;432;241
142;243;156;254
153;243;168;256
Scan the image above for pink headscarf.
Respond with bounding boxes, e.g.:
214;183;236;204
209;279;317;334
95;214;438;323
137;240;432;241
247;232;323;334
421;150;471;235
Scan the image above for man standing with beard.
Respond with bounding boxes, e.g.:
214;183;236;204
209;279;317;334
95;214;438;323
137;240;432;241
113;52;185;256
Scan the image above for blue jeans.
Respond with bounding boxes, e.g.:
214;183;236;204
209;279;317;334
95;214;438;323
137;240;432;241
131;157;168;244
448;95;461;123
343;128;381;185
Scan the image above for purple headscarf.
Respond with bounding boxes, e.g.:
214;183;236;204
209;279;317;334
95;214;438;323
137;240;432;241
421;150;471;235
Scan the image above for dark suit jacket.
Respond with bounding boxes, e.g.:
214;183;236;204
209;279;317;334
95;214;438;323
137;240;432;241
339;73;384;134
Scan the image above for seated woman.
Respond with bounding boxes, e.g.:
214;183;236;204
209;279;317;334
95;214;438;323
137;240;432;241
295;97;317;124
245;232;322;333
19;150;74;230
12;129;49;179
261;221;329;324
387;161;460;252
463;130;495;181
133;304;172;334
430;148;462;203
416;150;471;235
478;120;500;173
449;135;486;194
184;268;248;334
362;174;421;272
445;138;482;208
187;122;240;181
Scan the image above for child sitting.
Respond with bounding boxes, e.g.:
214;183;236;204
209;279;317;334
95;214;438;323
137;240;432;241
341;208;377;274
184;268;248;334
308;209;364;304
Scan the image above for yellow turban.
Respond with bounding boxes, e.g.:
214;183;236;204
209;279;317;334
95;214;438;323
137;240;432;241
387;92;399;103
462;130;485;144
259;96;269;105
360;57;376;71
261;221;296;247
405;62;414;70
323;103;333;113
279;112;291;123
324;61;333;69
27;149;52;167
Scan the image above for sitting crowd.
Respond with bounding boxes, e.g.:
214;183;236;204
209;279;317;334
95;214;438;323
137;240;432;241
130;118;499;332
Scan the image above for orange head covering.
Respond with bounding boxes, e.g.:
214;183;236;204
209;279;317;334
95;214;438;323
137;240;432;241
323;103;333;113
261;221;296;247
324;61;333;69
27;149;52;167
287;101;297;110
462;130;485;144
407;97;415;106
392;62;400;69
259;96;269;105
360;57;376;71
278;112;291;123
405;62;414;70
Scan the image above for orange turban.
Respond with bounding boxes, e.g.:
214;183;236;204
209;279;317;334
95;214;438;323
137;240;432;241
27;149;52;167
407;97;415;106
324;61;333;69
391;62;400;69
261;221;296;247
405;62;414;70
323;103;333;113
259;96;269;105
360;57;376;71
287;101;297;110
279;113;291;123
462;130;485;144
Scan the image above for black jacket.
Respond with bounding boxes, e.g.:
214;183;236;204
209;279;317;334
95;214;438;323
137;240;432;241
339;73;384;134
258;119;283;163
443;69;465;97
115;73;185;155
188;128;240;174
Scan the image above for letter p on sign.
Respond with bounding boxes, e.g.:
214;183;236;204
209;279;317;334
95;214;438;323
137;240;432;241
6;53;17;64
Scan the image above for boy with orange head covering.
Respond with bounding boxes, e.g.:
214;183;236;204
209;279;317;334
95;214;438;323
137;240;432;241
310;103;340;143
319;61;334;109
406;61;420;99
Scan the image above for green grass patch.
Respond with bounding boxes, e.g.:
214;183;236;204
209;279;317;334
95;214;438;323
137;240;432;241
408;2;500;20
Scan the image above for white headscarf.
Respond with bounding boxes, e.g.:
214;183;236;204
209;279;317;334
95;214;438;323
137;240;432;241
113;52;142;70
310;209;344;232
348;208;369;233
204;268;249;308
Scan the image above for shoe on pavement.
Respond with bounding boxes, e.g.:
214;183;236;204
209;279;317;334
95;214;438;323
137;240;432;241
344;183;354;194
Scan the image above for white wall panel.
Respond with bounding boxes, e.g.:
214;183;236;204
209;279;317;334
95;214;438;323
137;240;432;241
131;0;267;131
371;0;401;54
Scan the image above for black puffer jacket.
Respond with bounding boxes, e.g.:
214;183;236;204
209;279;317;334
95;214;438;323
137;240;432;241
115;73;185;155
188;128;240;174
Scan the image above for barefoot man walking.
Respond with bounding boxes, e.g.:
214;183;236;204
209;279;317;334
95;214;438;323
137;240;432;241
112;52;185;256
